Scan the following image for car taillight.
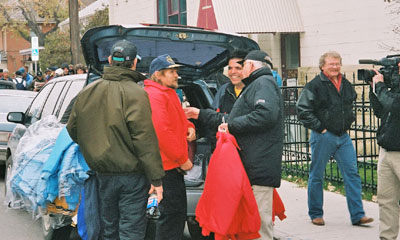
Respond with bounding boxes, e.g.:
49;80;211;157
0;131;9;143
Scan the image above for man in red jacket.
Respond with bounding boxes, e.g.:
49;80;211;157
144;54;196;240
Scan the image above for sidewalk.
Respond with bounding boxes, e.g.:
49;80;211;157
273;180;398;240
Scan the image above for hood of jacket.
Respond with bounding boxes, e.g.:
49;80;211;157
103;65;146;82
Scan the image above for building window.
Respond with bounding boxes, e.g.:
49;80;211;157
281;33;300;80
158;0;186;25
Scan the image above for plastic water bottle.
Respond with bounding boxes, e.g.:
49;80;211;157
146;193;160;219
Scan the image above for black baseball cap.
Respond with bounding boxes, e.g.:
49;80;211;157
61;63;69;69
110;40;137;62
239;50;273;68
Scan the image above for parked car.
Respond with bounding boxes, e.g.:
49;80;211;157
6;24;259;240
0;90;36;165
0;80;16;89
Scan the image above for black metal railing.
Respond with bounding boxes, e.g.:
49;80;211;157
282;73;379;193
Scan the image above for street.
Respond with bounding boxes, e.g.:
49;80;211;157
0;167;193;240
0;167;43;240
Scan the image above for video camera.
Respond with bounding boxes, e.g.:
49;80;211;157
358;55;400;87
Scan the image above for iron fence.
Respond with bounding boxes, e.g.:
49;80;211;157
282;73;379;193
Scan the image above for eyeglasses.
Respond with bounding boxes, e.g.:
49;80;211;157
326;63;341;67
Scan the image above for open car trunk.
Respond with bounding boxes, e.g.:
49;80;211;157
81;24;259;81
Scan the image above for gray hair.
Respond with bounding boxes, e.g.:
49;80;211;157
319;51;342;70
247;59;271;70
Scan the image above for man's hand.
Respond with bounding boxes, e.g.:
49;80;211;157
187;127;196;142
321;129;327;133
218;123;229;133
184;107;200;119
148;185;163;203
372;69;384;85
180;159;193;171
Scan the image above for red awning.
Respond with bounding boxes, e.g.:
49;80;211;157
197;0;218;30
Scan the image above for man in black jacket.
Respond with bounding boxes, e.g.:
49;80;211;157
184;49;248;149
296;51;373;227
218;50;283;240
370;69;400;240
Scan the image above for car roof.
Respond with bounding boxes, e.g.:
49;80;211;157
0;89;37;97
81;24;260;81
47;74;87;82
0;80;16;89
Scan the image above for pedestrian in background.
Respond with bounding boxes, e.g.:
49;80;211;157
218;50;284;240
296;51;373;226
17;67;33;86
68;64;75;75
75;63;86;74
144;54;195;240
0;69;12;82
32;71;46;92
24;66;34;86
67;40;165;240
13;70;27;90
44;68;54;82
370;68;400;240
54;68;64;78
61;63;69;76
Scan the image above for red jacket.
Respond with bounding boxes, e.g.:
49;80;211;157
196;132;261;240
144;80;194;170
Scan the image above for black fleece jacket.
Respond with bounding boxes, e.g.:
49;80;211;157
227;67;283;188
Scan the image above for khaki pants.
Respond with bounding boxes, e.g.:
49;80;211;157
252;185;274;240
378;148;400;240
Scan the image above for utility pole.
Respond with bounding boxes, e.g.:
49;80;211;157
69;0;80;65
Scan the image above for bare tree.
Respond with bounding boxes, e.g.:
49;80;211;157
0;0;68;46
379;0;400;51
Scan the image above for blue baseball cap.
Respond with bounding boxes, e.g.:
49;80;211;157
149;54;182;76
18;67;25;73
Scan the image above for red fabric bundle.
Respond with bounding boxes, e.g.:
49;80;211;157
272;189;286;222
195;132;261;240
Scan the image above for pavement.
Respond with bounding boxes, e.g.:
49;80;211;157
273;180;399;240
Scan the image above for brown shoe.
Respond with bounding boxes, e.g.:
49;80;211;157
353;216;374;225
312;218;325;226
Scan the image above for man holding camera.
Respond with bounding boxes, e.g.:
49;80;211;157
370;69;400;240
296;51;373;226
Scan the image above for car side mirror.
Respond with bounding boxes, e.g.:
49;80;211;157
7;112;25;123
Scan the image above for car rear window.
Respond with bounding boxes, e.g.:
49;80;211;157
96;38;226;71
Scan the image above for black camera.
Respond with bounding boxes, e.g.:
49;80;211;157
358;55;400;87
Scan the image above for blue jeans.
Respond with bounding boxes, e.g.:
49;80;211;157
308;131;365;224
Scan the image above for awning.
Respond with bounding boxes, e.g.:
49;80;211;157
197;0;218;30
212;0;304;34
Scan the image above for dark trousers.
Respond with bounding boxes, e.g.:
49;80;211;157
155;169;187;240
97;173;149;240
